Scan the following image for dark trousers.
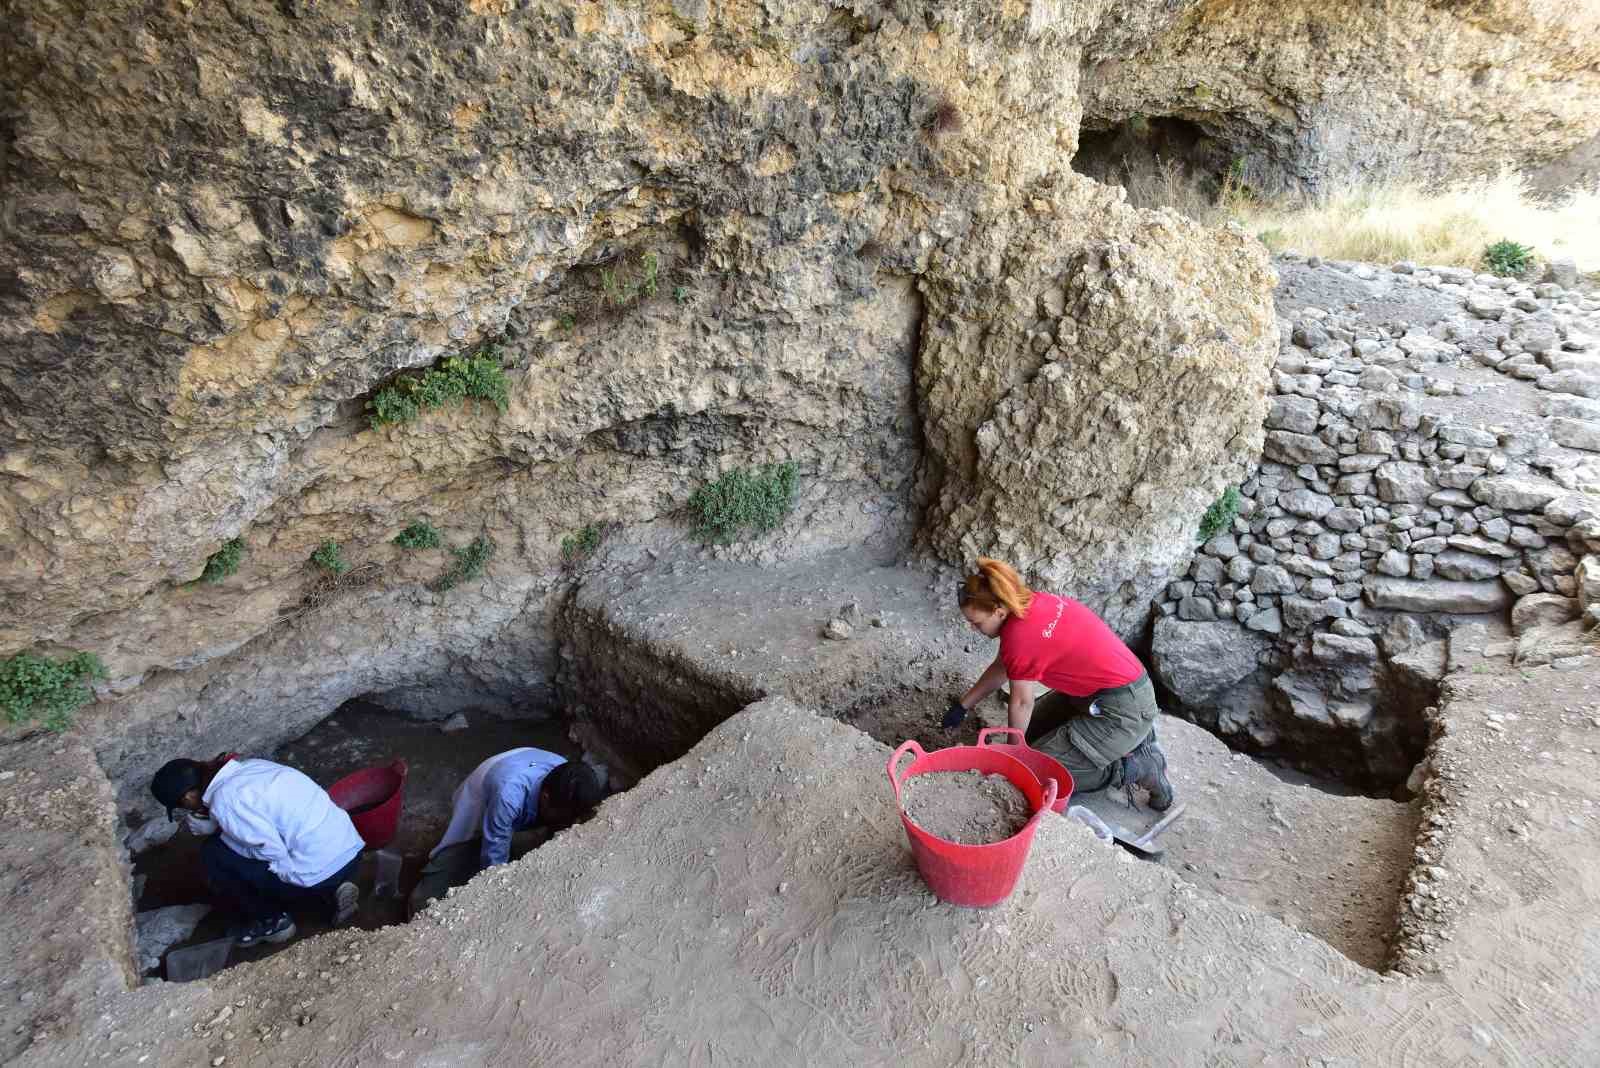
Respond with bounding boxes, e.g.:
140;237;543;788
202;835;358;926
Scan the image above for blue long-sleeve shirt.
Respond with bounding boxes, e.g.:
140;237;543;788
477;749;567;869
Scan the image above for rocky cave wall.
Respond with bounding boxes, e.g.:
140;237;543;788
10;0;1597;804
2;0;1288;804
1077;0;1600;196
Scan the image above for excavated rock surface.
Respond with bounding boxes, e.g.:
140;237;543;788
16;689;1600;1065
0;732;136;1061
1079;0;1600;195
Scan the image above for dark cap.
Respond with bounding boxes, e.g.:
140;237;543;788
150;759;203;819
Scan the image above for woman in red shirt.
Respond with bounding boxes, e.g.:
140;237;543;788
945;558;1174;809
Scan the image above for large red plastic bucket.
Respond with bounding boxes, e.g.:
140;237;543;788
976;727;1074;814
887;740;1057;908
328;758;407;850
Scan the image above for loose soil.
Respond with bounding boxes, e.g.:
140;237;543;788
902;769;1031;844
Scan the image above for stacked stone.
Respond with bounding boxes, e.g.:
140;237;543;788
1158;257;1600;648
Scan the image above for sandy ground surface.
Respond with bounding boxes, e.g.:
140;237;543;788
17;682;1600;1067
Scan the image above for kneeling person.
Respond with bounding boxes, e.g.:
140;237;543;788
409;749;604;916
151;753;364;947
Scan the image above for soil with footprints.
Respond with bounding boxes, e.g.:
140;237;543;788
902;770;1031;844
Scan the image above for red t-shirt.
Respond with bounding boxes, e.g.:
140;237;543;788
999;591;1143;697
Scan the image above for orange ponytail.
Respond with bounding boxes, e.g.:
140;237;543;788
959;557;1034;618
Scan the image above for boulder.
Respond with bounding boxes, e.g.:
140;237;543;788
1537;371;1600;399
1279;489;1336;519
1363;576;1513;613
1445;534;1518;559
1151;617;1267;705
1264;431;1339;465
1579;555;1600;611
1242;606;1283;635
1379;614;1429;656
1250;565;1296;595
1550;417;1600;453
1542;257;1579;288
1282;596;1349;629
136;904;214;973
1374;461;1432;504
1266;396;1320;434
1390;638;1448;687
1515;620;1595;666
1470;476;1563;512
1432;550;1502;581
1511;592;1578;636
1311;633;1379;662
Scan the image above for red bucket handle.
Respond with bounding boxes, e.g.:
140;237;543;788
390;757;409;781
977;726;1025;748
1037;777;1058;814
887;740;926;802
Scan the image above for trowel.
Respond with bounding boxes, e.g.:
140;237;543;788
1069;795;1187;858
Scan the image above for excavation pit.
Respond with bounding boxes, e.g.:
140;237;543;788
129;698;588;980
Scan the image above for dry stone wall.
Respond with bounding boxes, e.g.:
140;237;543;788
1153;256;1600;786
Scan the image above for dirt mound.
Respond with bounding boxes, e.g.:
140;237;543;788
903;770;1030;845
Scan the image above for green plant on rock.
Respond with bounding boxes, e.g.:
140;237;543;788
199;538;245;584
1197;486;1242;544
366;347;509;430
689;462;798;544
560;523;606;564
394;521;442;550
598;251;663;309
311;539;349;576
434;535;495;592
558;312;576;331
1483;239;1534;277
1;650;105;731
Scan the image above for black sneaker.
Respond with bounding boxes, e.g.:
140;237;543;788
235;912;296;948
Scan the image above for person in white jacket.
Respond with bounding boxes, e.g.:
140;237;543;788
151;753;365;947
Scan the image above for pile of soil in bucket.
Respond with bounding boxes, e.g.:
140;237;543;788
903;770;1031;845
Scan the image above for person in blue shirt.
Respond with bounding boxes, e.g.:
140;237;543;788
408;748;605;917
150;753;364;947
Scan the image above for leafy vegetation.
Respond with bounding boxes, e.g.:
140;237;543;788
557;313;576;332
599;252;661;309
688;462;799;544
1198;486;1242;544
311;539;349;576
199;538;245;584
1;650;105;731
434;535;495;592
394;521;442;550
560;523;606;565
367;347;509;430
1483;239;1534;277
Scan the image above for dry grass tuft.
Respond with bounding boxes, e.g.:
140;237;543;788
1231;172;1600;273
275;561;384;626
1111;158;1600;274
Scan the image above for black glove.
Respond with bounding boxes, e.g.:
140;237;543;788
942;699;968;730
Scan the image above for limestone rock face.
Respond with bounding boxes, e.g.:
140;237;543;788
917;220;1277;637
1;2;1279;780
1077;0;1600;195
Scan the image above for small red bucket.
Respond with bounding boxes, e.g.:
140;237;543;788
887;740;1056;908
328;758;407;850
976;727;1074;814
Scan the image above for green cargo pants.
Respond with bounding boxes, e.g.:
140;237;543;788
1024;673;1159;794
